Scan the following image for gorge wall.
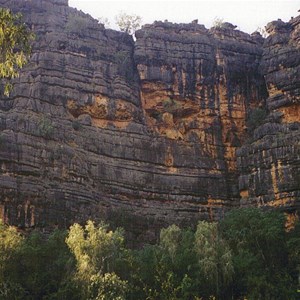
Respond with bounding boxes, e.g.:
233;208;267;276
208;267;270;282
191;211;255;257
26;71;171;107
0;0;299;243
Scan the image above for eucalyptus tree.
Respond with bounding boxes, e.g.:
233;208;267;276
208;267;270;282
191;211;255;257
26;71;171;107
0;8;33;96
195;221;234;299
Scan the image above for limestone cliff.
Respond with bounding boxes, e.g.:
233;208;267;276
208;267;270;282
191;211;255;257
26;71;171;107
0;0;299;243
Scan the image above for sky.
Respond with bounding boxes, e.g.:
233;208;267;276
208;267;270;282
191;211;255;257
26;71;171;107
68;0;299;34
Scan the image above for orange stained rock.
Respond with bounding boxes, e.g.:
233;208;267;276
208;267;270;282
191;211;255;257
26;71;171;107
165;129;183;140
162;112;174;126
279;104;300;123
92;119;130;129
285;212;299;231
207;197;226;206
270;161;284;195
115;100;135;121
165;146;174;167
268;83;283;98
67;95;109;119
67;95;136;129
266;193;296;208
240;189;249;198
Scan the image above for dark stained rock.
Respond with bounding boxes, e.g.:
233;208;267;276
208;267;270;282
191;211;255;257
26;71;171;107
0;0;299;244
237;16;300;213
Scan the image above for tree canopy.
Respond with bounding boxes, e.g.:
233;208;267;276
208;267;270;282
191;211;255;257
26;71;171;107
115;12;142;35
0;8;33;96
0;209;299;299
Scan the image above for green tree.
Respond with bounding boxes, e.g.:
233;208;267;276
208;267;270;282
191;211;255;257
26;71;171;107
65;220;127;299
221;208;297;300
160;224;182;263
89;272;127;300
115;12;142;35
128;225;202;300
194;221;233;299
0;220;23;278
287;220;300;294
0;8;33;96
16;229;76;300
0;219;25;299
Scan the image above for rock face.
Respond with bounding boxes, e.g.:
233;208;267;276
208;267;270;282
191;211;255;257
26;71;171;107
237;16;300;213
0;0;299;243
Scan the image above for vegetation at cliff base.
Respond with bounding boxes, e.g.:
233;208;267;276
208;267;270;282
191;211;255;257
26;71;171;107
0;8;33;96
0;208;299;299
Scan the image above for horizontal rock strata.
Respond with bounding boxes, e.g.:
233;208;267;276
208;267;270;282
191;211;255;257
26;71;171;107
0;0;299;243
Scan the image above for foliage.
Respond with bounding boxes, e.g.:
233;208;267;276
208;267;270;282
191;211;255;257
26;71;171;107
114;50;132;81
115;12;142;35
0;224;75;300
17;229;76;299
160;224;182;262
212;17;225;29
0;220;23;277
37;116;54;139
220;208;298;299
127;226;202;300
0;8;33;96
89;272;127;300
65;220;126;299
0;220;24;299
195;221;233;299
0;209;299;299
97;17;110;28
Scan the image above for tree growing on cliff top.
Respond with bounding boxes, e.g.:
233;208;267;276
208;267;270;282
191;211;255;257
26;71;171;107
0;8;33;96
115;12;142;35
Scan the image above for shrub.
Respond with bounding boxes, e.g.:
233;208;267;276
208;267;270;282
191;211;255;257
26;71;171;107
37;116;54;139
212;17;225;29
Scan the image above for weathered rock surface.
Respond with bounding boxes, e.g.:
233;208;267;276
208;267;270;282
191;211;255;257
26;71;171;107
237;16;300;213
0;0;298;243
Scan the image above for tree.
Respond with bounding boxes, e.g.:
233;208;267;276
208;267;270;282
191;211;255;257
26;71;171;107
16;229;76;299
0;219;24;299
220;208;297;299
0;8;33;96
212;17;225;29
160;224;182;263
115;12;142;35
128;225;202;300
89;272;127;300
97;17;111;28
194;221;233;299
65;220;127;299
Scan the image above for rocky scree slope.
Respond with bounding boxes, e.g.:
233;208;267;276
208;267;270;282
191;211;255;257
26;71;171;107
0;0;299;243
